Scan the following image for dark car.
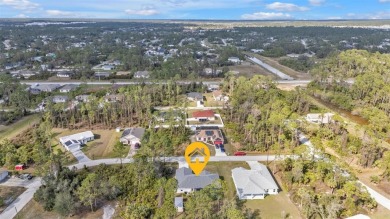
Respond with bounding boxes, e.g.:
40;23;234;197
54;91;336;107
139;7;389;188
220;146;225;152
215;144;220;149
18;173;33;180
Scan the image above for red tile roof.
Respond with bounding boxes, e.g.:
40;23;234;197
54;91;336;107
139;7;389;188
192;110;215;118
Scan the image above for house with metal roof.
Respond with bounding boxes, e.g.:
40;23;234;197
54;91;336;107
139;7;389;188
232;162;279;200
175;167;219;194
59;131;94;151
120;127;145;148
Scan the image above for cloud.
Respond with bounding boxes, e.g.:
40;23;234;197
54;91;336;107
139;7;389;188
241;12;292;20
347;11;390;19
14;13;29;18
266;2;309;11
379;0;390;2
309;0;325;6
0;0;39;10
125;9;159;16
46;10;74;17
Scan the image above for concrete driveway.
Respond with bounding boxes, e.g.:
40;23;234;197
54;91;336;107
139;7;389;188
70;149;91;163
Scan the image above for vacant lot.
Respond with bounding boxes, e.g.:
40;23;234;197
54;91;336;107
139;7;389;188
0;186;26;213
16;199;105;219
228;63;277;79
0;114;40;140
53;128;125;160
203;93;224;107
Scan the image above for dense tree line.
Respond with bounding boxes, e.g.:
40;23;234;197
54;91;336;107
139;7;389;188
279;158;377;218
222;75;311;151
278;56;314;72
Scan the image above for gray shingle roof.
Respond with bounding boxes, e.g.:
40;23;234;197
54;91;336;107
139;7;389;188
121;127;145;140
175;167;219;189
186;92;203;100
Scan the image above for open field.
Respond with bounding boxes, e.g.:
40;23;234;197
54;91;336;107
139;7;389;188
0;186;26;213
16;199;105;219
0;114;40;140
53;128;125;160
246;52;312;80
228;62;277;79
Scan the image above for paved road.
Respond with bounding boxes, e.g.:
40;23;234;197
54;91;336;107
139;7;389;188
359;182;390;210
247;56;294;80
0;178;41;219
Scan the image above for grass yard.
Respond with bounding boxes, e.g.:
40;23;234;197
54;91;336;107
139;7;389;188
16;199;104;219
243;191;302;219
203;93;224;107
0;186;26;213
53;128;126;160
0;114;40;140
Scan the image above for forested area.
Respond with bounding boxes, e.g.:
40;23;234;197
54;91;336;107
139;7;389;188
46;82;205;129
222;75;312;152
278;56;314;72
278;158;377;218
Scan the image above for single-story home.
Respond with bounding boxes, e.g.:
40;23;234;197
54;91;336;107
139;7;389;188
30;84;61;93
195;127;224;145
56;71;73;78
134;70;150;79
175;167;219;194
120;128;145;148
232;163;279;200
60;84;78;93
191;110;215;121
94;72;111;78
59;131;94;151
228;57;241;64
75;95;90;102
102;65;115;71
51;95;69;103
175;197;184;213
186;92;203;101
212;90;229;102
306;113;334;124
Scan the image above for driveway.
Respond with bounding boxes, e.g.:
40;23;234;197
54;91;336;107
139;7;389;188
70;149;91;163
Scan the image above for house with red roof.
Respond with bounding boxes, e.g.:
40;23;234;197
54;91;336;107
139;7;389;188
192;110;215;121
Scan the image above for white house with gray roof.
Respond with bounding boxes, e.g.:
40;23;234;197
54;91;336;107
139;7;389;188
175;167;219;194
59;131;94;151
120;127;145;148
60;84;78;93
51;95;69;103
232;162;279;200
30;84;61;93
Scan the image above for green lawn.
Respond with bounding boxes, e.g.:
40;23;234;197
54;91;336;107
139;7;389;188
0;114;40;140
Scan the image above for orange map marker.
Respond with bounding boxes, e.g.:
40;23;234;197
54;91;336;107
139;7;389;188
185;142;210;176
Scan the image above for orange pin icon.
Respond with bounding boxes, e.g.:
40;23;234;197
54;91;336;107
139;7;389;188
185;142;210;176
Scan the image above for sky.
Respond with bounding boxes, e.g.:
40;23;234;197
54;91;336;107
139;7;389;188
0;0;389;20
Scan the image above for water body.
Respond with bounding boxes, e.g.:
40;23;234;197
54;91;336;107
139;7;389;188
312;96;369;125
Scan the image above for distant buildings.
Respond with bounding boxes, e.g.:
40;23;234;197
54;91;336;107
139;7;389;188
228;57;241;64
56;71;73;78
134;70;150;79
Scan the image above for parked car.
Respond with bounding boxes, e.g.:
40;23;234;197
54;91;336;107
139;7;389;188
18;173;33;180
220;146;225;152
215;144;220;149
234;151;246;156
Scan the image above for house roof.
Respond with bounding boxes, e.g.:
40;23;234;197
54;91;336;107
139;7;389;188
195;128;223;140
134;70;150;77
192;110;215;118
60;84;78;90
175;167;219;189
121;127;145;140
186;92;203;99
33;84;61;91
59;131;94;143
232;164;278;196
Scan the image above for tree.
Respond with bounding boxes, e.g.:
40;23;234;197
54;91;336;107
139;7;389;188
77;173;101;211
113;141;127;166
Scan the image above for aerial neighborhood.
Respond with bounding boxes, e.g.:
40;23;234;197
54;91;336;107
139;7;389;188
0;17;389;219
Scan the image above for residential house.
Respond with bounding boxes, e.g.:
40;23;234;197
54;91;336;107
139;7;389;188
104;94;124;102
120;128;145;148
306;113;334;124
60;84;78;93
134;70;150;79
186;92;203;101
207;84;219;91
75;95;90;102
56;71;73;78
212;90;229;102
10;70;37;79
175;167;219;194
51;95;69;103
232;163;279;200
192;110;215;121
59;131;94;151
228;57;241;64
195;127;224;145
102;65;115;71
174;197;184;213
30;84;61;93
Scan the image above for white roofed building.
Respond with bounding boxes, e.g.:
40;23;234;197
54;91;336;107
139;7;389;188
59;131;94;151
